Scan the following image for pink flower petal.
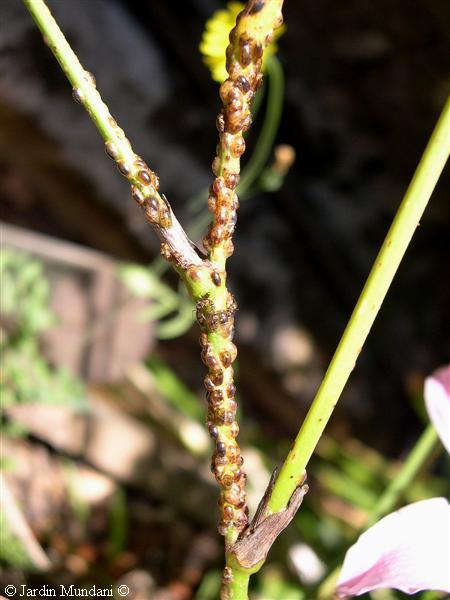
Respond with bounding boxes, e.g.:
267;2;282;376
425;365;450;454
336;498;450;597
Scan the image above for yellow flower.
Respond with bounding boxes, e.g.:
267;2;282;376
199;2;284;83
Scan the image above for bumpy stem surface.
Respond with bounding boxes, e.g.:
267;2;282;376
195;2;285;598
23;0;202;276
23;1;285;598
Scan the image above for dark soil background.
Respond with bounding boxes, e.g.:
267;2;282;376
1;0;449;468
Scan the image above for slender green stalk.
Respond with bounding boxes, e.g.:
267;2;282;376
269;94;450;513
22;0;204;281
367;422;439;526
317;423;441;599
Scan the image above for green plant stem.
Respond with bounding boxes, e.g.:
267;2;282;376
269;94;450;514
22;0;133;163
367;422;439;526
23;0;203;277
226;567;250;600
317;423;441;599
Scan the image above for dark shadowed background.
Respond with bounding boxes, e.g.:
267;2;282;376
0;0;449;597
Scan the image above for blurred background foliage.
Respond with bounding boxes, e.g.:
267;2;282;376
0;249;85;419
1;0;449;599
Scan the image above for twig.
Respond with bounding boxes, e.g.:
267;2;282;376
23;0;202;275
267;94;450;515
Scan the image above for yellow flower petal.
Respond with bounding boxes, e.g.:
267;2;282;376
199;2;284;83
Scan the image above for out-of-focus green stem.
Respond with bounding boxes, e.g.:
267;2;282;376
269;94;450;513
237;55;284;196
317;423;441;599
367;422;439;526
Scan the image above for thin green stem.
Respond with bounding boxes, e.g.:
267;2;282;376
23;0;132;159
317;423;441;599
221;566;251;600
269;94;450;513
367;422;439;526
23;0;203;277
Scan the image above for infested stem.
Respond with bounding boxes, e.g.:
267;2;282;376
198;0;284;556
23;0;202;275
196;2;285;598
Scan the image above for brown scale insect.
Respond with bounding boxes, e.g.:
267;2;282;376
131;186;145;205
220;350;233;368
216;205;229;224
211;271;222;286
216;441;227;457
208;389;224;405
239;38;252;66
84;71;96;87
202;350;221;372
188;266;204;281
134;157;147;169
224;411;235;425
227;446;239;463
252;40;264;61
210;370;224;386
223;170;240;189
209;423;219;439
148;197;159;212
223;505;234;520
213;409;227;425
230;134;246;157
104;140;119;160
227;400;238;413
207;196;217;213
216;113;226;133
137;170;152;185
72;87;85;104
116;160;131;177
220;473;235;488
229;422;239;438
211;156;221;176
